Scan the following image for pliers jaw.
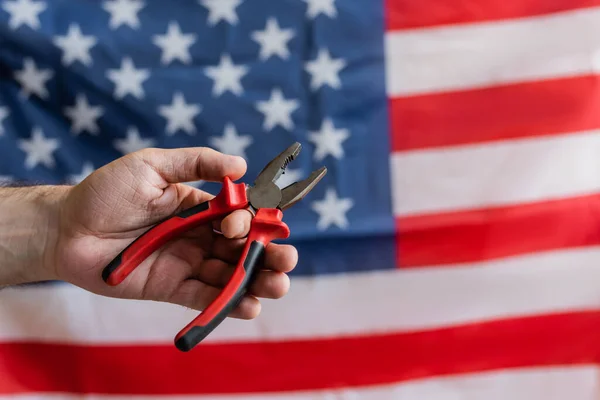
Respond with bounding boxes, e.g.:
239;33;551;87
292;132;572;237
279;166;327;210
253;142;302;188
248;142;327;211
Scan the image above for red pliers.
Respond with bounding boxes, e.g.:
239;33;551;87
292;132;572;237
101;142;327;352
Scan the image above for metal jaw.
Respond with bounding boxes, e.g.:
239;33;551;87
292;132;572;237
247;142;327;210
279;166;327;210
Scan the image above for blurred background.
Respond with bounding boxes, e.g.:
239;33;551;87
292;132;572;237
2;0;600;398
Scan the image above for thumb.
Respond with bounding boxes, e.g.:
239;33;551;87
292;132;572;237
133;147;247;184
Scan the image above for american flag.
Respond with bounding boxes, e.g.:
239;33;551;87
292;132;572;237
1;0;600;398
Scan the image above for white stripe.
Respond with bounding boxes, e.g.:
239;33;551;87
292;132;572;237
2;366;598;399
385;7;600;96
391;129;600;217
2;247;600;343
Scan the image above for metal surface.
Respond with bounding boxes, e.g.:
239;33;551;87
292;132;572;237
249;142;327;210
253;142;302;188
247;182;282;209
279;166;327;210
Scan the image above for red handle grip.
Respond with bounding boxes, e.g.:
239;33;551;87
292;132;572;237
174;208;290;352
102;177;249;286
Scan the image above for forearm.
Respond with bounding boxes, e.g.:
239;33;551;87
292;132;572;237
0;185;69;287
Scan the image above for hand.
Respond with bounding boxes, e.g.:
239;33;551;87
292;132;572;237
50;147;298;319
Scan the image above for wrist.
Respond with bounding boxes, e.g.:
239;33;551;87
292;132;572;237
0;185;70;286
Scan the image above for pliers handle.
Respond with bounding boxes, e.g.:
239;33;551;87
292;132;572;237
101;176;290;351
101;142;326;352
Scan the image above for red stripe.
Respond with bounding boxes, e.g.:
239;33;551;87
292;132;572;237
1;311;599;394
390;75;600;152
385;0;600;31
397;193;600;267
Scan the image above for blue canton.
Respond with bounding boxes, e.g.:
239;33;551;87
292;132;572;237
0;0;396;276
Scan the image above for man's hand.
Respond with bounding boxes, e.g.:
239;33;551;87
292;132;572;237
46;147;297;320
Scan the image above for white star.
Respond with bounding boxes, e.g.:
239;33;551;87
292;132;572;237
102;0;144;29
2;0;46;30
305;48;345;90
0;107;8;135
208;123;252;159
251;17;295;61
152;21;196;65
0;175;13;185
14;58;53;99
158;92;201;136
69;161;95;184
53;24;97;66
311;187;353;230
64;93;104;135
303;0;336;19
106;57;149;99
275;167;303;189
199;0;242;26
255;88;300;132
204;54;248;97
308;118;349;161
113;126;156;155
18;126;60;169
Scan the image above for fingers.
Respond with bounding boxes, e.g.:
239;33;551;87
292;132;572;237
172;259;291;320
171;280;262;319
248;270;290;299
230;295;261;319
212;236;299;273
191;259;291;299
133;147;247;184
219;209;253;238
168;183;215;214
260;243;298;274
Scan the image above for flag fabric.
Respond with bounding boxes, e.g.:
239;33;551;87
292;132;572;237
2;0;600;398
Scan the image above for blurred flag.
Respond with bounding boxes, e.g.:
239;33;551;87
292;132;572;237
2;0;600;398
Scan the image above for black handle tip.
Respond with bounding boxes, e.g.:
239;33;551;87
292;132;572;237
175;327;210;352
101;253;122;283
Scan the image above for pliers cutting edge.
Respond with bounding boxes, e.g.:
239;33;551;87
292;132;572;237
101;142;327;352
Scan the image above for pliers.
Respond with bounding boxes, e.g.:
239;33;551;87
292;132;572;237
101;142;327;352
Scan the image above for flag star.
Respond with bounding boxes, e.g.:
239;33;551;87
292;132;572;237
18;126;60;169
204;54;248;97
152;21;196;65
2;0;46;30
199;0;242;26
14;58;53;99
308;118;349;161
158;92;201;136
255;88;300;131
53;24;97;66
311;187;353;230
113;126;156;155
64;93;104;135
69;161;95;184
0;107;8;135
208;123;252;159
275;167;303;189
102;0;144;29
251;17;295;61
303;0;337;19
106;57;149;100
305;48;345;90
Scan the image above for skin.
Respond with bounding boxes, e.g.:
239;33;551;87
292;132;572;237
0;147;298;320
